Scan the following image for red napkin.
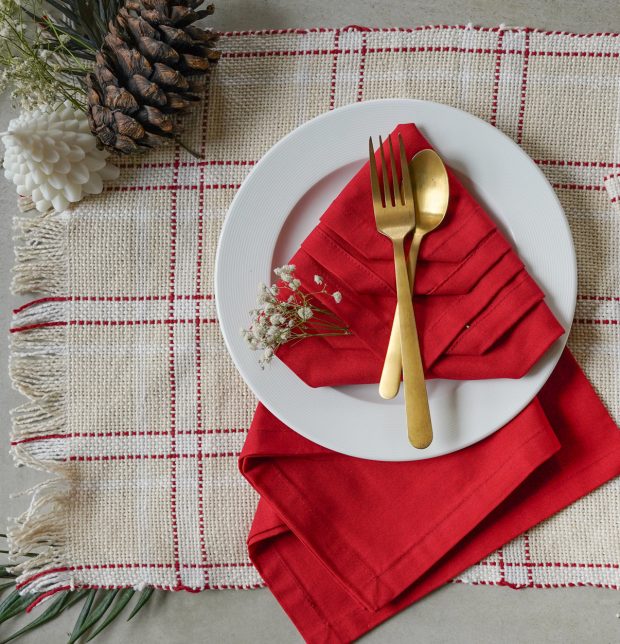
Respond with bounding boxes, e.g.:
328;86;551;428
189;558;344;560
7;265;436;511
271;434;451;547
239;125;620;642
277;123;563;385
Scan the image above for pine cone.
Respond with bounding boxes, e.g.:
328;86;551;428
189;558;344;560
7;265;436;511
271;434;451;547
87;0;219;154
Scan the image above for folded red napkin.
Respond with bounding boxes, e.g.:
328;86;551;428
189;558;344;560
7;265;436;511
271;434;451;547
277;124;563;384
239;125;620;642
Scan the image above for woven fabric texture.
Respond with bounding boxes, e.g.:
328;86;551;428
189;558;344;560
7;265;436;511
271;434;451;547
8;25;620;594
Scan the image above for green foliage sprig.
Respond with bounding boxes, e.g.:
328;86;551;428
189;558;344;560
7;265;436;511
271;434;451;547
0;534;156;643
0;0;123;110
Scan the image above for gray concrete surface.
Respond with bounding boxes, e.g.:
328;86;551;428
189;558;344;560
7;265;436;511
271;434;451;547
1;1;619;643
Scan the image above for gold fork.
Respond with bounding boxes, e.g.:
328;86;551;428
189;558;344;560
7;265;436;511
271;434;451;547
369;134;433;449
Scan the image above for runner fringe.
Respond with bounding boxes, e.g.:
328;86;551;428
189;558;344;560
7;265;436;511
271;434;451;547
8;211;73;595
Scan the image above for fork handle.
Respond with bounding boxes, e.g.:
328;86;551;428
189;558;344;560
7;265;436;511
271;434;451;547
379;234;421;399
392;239;433;449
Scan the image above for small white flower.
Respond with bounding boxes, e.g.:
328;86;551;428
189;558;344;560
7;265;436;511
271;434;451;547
257;283;273;303
297;306;313;321
246;268;348;366
253;325;267;340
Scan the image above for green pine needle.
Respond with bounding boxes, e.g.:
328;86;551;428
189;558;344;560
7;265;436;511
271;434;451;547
126;587;154;621
84;589;135;642
68;588;97;643
0;593;40;626
66;589;119;644
0;534;159;643
0;591;81;644
0;583;15;595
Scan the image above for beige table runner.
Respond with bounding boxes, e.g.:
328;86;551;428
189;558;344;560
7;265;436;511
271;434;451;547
9;25;619;594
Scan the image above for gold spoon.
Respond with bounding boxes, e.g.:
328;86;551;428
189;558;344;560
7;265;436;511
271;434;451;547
379;149;450;401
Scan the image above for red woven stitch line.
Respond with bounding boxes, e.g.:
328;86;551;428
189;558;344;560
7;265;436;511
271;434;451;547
216;45;620;59
603;172;620;182
70;562;254;570
478;561;620;569
575;318;619;325
11;428;247;445
577;294;620;301
356;32;367;102
523;533;534;586
516;31;530;145
73;582;265;591
220;46;512;59
10;319;218;333
552;182;604;191
116;159;256;170
489;30;505;127
537;159;620;168
530;50;620;58
13;294;213;315
328;28;341;110
195;91;209;586
67;452;239;462
452;579;620;590
497;547;506;584
220;25;620;37
26;591;61;613
168;144;181;588
105;183;241;192
17;575;263;593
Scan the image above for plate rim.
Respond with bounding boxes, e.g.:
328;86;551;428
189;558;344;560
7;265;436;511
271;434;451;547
215;98;577;461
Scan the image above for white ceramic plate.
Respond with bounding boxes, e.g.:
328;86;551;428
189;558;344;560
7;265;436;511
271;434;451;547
215;99;576;461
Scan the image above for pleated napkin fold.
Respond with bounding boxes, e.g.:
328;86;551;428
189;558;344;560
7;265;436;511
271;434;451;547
277;124;563;384
239;124;620;642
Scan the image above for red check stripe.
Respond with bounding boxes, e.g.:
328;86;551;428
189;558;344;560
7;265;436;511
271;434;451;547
167;143;182;588
10;319;218;333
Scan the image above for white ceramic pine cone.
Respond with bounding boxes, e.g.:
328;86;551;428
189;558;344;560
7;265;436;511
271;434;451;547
2;100;120;213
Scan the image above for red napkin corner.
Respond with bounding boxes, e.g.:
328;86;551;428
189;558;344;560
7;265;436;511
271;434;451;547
239;125;620;642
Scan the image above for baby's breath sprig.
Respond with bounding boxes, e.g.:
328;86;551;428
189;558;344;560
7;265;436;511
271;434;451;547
242;264;350;368
0;0;115;111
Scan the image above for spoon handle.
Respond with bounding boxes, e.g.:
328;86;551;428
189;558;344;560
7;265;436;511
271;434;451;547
391;238;433;449
379;234;422;399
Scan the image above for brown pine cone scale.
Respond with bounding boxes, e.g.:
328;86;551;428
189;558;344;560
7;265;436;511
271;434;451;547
87;1;219;154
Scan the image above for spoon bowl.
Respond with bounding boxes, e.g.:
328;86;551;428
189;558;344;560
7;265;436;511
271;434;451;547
411;149;450;236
